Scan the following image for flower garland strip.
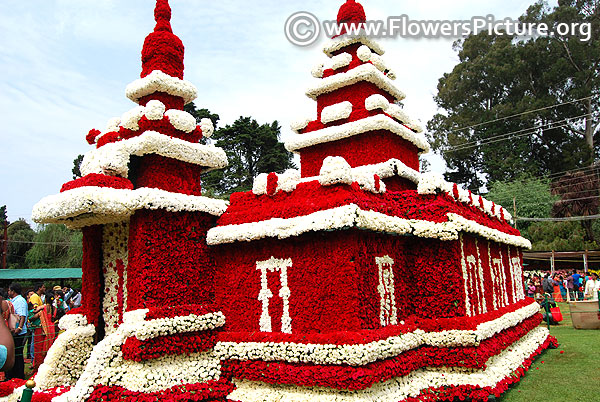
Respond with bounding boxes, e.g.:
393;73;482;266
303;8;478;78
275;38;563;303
285;114;429;154
87;377;235;402
93;103;209;147
32;187;228;228
213;181;520;236
253;159;420;196
306;63;404;101
60;174;133;193
54;308;225;402
34;317;96;390
221;313;542;391
122;331;218;362
30;386;71;402
418;173;513;224
0;380;25;398
226;327;552;402
126;70;197;105
323;34;384;57
81;131;227;178
126;311;225;341
208;203;528;248
215;301;539;366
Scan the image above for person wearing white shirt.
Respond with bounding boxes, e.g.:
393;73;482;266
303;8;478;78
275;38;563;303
6;283;27;379
584;272;600;301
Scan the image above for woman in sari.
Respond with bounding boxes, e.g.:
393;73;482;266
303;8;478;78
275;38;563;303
552;274;564;302
32;292;56;370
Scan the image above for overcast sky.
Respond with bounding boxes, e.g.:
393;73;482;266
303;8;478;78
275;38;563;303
0;0;557;224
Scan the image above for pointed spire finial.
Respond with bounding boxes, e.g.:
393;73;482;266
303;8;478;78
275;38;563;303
337;0;366;25
154;0;173;32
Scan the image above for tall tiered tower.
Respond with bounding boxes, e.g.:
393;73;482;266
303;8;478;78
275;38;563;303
30;1;234;400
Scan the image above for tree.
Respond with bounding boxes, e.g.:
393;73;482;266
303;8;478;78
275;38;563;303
6;219;35;269
527;220;598;251
184;102;220;130
72;154;84;179
486;176;558;239
428;0;600;191
551;169;599;241
25;224;82;268
202;117;296;196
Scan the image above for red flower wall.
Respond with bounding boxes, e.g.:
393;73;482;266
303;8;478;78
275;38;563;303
300;131;420;177
127;210;217;310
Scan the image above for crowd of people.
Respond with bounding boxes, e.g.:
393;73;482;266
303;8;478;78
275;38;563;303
525;270;600;302
0;282;81;380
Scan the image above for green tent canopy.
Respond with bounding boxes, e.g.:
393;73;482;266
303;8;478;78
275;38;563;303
0;268;82;281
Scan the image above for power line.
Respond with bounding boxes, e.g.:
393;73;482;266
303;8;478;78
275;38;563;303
445;95;594;135
0;240;81;247
516;214;600;222
447;112;592;152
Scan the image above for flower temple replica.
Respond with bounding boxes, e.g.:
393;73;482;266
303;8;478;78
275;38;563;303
14;0;557;401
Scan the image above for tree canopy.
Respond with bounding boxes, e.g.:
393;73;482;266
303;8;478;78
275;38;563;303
6;219;35;269
25;224;82;269
428;0;600;191
201;117;295;196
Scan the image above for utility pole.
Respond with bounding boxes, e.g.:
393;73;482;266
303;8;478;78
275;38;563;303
1;219;6;270
513;197;517;230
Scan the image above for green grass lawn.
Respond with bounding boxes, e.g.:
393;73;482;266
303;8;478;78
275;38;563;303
502;302;600;402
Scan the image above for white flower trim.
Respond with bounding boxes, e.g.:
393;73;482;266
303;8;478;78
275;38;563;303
448;214;531;249
144;100;166;121
369;53;396;80
251;158;418;196
323;35;384;57
132;311;226;341
58;313;89;331
285;114;429;154
81;131;227;178
311;62;325;78
357;45;372;62
125;70;197;105
330;52;353;70
200;118;214;138
120;106;146;131
321;101;353;124
306;63;404;102
252;170;301;196
32;187;229;229
256;257;293;334
386;104;423;133
216;331;422;367
363;95;423;133
54;309;225;402
164;109;197;133
35;322;96;390
365;94;389;111
102;222;129;335
104;351;221;393
0;392;20;402
318;156;353;186
418;172;514;224
227;327;550;402
290;117;313;133
105;117;121;133
207;204;529;247
350;158;420;184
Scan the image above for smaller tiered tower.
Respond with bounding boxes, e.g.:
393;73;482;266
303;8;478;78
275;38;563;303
287;0;428;191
